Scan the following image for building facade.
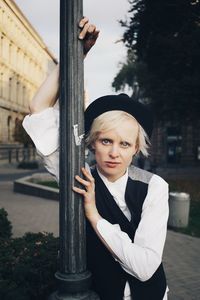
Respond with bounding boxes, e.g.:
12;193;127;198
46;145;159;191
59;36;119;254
150;120;200;167
0;0;57;144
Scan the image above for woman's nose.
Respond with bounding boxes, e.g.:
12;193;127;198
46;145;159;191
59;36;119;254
109;146;119;158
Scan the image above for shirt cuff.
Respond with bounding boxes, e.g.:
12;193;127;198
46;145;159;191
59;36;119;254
97;219;121;233
22;107;59;156
96;218;123;250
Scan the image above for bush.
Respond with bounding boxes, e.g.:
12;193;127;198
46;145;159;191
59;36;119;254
17;161;39;169
0;232;59;300
0;208;12;239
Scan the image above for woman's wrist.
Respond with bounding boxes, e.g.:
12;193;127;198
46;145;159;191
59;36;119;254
88;213;103;228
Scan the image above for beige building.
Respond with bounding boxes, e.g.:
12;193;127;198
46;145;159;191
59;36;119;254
0;0;57;143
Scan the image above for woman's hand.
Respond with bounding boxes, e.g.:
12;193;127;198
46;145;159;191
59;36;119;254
73;167;102;225
73;167;119;260
79;17;100;56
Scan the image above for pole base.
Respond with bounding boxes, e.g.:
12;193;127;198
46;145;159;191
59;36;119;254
48;290;100;300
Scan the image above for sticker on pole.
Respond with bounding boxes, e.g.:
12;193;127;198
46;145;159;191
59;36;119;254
73;124;84;146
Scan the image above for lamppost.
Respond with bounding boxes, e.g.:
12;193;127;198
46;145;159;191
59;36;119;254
49;0;99;299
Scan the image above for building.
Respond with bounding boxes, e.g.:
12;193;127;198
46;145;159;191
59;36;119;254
0;0;57;144
150;120;200;168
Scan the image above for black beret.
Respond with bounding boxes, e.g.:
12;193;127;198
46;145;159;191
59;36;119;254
84;93;154;137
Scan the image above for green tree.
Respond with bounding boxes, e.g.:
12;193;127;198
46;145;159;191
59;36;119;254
113;0;200;121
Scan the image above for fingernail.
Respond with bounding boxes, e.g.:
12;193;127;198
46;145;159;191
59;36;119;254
79;34;83;39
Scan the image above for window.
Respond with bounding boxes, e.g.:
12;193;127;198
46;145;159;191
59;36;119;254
167;127;182;164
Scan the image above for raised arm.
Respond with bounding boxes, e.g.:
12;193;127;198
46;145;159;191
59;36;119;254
29;64;59;114
29;17;99;114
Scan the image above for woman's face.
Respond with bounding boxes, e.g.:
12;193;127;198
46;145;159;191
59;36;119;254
92;118;139;182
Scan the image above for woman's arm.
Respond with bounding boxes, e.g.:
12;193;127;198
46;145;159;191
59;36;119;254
73;168;121;259
74;171;169;281
29;64;59;114
29;17;99;114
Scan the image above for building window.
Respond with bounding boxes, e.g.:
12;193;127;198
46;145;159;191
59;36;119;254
167;127;182;164
197;146;200;161
8;77;12;101
7;115;12;142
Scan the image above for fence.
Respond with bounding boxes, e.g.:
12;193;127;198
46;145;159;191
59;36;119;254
0;144;36;164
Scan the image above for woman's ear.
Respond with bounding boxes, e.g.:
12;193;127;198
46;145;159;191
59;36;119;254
134;136;139;155
135;144;139;155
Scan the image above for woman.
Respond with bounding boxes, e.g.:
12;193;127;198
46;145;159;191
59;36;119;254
23;18;169;300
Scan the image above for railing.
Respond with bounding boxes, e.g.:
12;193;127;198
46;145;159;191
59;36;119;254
0;144;36;164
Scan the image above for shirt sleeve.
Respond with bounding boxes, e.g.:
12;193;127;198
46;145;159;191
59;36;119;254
22;105;60;182
22;106;59;156
96;174;169;282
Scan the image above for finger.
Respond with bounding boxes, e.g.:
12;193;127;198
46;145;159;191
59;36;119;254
87;24;96;33
75;175;90;187
82;168;94;188
72;186;86;195
79;17;89;28
81;167;95;183
79;23;90;39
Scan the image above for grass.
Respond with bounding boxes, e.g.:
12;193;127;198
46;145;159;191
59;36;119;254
36;180;59;189
167;179;200;237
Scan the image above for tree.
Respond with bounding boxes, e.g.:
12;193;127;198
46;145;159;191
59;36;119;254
113;0;200;122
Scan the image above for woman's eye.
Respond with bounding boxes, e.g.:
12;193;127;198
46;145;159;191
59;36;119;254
102;139;111;145
121;142;130;147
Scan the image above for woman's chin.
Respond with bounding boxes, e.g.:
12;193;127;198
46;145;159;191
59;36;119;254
99;166;125;182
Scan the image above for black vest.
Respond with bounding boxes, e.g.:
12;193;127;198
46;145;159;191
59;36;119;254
86;167;167;300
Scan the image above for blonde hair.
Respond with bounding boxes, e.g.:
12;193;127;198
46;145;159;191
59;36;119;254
85;110;150;157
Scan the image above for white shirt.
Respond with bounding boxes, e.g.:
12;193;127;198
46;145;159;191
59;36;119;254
23;106;169;299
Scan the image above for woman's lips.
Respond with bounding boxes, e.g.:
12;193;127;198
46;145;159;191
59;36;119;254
105;161;121;168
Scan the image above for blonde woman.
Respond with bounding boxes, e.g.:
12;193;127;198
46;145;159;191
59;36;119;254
23;17;169;300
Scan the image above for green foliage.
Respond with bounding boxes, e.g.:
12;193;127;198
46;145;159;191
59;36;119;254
0;232;59;300
0;208;12;239
113;50;137;91
36;181;59;189
113;0;200;121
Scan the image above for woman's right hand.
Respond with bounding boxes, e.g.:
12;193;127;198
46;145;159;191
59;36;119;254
73;167;102;225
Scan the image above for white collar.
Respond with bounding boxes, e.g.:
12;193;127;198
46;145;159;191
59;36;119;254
96;167;128;199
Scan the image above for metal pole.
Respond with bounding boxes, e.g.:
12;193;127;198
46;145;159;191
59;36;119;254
49;0;99;299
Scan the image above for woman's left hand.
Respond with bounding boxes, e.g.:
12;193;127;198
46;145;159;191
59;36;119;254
79;17;100;56
73;167;102;225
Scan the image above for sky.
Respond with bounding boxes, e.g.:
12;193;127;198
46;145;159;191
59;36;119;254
14;0;131;101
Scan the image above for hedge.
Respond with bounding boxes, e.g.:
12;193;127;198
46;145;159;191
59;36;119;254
0;208;12;239
0;209;59;300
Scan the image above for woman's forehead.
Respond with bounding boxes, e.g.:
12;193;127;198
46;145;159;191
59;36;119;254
102;117;139;131
98;120;139;141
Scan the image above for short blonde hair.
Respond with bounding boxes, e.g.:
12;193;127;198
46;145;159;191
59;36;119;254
85;110;150;157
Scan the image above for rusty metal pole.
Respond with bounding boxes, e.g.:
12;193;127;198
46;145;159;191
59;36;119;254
49;0;99;299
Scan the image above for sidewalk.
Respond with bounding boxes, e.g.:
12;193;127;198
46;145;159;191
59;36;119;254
0;165;200;299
